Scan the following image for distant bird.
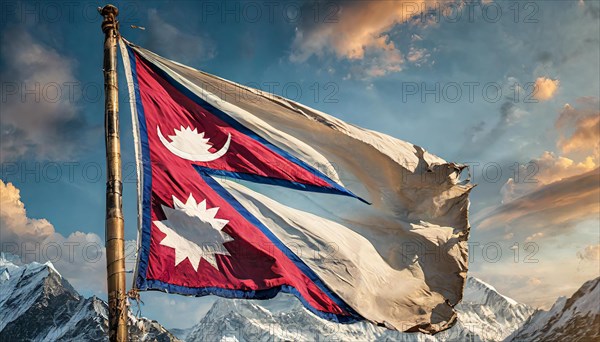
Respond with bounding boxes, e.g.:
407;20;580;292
130;25;146;30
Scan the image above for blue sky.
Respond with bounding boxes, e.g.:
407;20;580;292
1;0;599;329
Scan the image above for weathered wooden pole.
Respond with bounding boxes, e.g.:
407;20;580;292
99;4;128;341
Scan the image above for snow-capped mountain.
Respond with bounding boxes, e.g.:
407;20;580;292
435;277;535;341
185;277;534;342
507;277;600;342
0;256;179;341
170;327;193;341
4;252;595;342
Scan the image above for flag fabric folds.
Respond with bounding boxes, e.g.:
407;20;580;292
119;37;472;334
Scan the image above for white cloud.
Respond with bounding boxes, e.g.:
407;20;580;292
525;232;544;242
0;180;106;294
1;27;90;162
577;244;600;262
360;43;404;78
406;47;430;66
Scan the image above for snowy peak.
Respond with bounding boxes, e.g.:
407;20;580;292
0;257;80;333
185;276;533;342
509;277;600;342
4;254;594;342
0;257;180;341
187;293;435;342
562;277;599;317
463;277;519;306
435;277;534;342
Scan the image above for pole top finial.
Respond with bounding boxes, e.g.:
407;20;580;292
100;4;119;17
99;4;119;34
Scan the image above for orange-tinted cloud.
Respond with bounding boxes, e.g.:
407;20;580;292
532;152;596;184
500;98;599;203
290;1;450;77
556;98;600;159
0;180;54;245
533;77;559;101
480;99;599;232
477;168;600;231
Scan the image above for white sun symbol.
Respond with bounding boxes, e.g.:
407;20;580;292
154;194;233;271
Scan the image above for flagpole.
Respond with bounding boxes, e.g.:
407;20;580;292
100;4;128;342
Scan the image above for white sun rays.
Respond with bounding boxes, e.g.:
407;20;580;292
154;194;233;271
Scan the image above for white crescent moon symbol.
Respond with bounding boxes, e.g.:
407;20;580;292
157;125;231;162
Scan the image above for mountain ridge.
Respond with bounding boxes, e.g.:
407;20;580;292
507;277;600;342
184;276;535;342
2;255;597;342
0;255;179;341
